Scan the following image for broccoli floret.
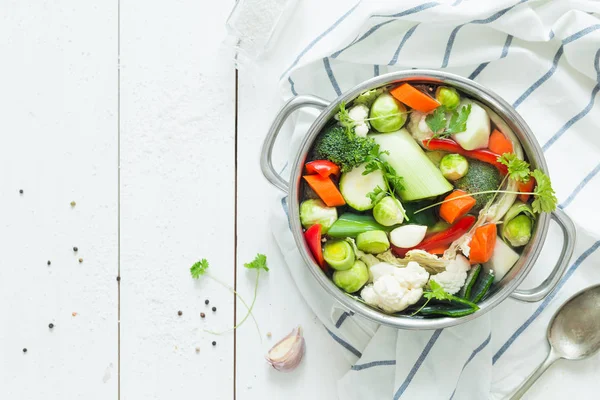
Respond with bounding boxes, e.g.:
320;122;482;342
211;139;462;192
454;160;502;212
311;126;375;172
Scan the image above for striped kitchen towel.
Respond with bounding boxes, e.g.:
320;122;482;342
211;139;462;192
268;0;600;398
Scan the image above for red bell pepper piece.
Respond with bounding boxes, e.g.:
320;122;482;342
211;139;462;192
423;138;508;175
392;215;476;258
305;160;341;178
518;176;536;203
304;224;325;269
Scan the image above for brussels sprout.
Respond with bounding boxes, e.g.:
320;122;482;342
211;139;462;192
501;201;535;247
435;86;461;110
333;260;369;293
323;240;355;271
439;154;469;181
300;199;338;234
356;230;390;254
369;93;407;133
373;196;405;226
354;88;384;107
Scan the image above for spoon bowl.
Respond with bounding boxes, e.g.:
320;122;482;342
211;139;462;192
511;284;600;399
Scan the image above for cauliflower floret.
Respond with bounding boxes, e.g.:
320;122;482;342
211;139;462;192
430;255;470;295
360;261;429;313
348;104;370;137
406;110;433;146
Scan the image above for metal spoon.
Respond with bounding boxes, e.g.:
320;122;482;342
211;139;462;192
510;284;600;399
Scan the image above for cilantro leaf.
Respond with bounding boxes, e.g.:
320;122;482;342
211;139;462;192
244;253;269;272
367;186;385;204
190;258;209;279
531;169;557;213
425;107;447;133
498;153;531;182
423;280;452;301
445;104;471;135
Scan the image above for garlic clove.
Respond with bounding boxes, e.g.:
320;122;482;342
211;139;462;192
265;325;305;372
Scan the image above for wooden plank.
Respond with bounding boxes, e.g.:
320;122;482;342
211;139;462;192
235;74;350;399
0;1;118;398
119;1;236;398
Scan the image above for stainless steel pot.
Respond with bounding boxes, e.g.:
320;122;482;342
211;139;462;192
261;70;576;330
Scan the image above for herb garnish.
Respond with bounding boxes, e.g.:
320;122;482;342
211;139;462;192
425;104;472;141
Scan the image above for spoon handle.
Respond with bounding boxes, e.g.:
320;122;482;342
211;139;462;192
509;349;560;400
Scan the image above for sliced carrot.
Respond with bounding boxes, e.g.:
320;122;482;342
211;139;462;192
303;174;345;207
469;224;497;264
488;129;513;155
439;190;477;224
389;83;441;113
518;177;536;203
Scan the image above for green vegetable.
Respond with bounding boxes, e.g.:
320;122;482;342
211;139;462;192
300;199;338;234
327;213;391;238
339;163;386;211
426;104;472;140
427;220;451;233
323;240;355;271
373;196;405;226
369;93;407;132
190;257;263;337
333;260;369;293
354;88;384;107
435;87;461;110
459;264;481;300
417;305;478;317
470;269;495;303
356;230;390;254
502;201;535;247
439;154;469;181
371;130;453;201
425;150;448;167
454;159;502;212
497;153;531;183
412;280;479;317
311;125;376;173
403;201;438;227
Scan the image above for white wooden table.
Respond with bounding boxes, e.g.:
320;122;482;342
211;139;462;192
0;1;348;399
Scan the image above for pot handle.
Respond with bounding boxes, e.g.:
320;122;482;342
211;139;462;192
510;208;576;302
260;95;330;193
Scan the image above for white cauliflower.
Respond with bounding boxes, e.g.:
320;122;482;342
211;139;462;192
361;261;429;313
406;110;434;146
430;255;470;295
347;104;370;137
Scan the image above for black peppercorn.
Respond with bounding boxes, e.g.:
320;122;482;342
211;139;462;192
205;299;209;305
22;348;27;353
200;313;205;318
212;341;216;346
47;261;51;266
19;189;23;194
177;310;183;316
212;306;216;312
116;276;121;281
49;323;54;329
73;247;78;252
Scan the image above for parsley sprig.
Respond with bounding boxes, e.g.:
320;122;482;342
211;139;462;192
412;280;479;316
425;104;472;141
190;254;269;338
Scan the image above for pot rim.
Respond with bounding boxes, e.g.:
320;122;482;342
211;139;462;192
288;69;550;330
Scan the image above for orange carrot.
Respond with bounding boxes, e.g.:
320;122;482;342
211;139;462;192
518;177;536;203
389;83;440;113
439;190;477;224
303;175;346;207
428;245;449;255
488;129;513;155
469;224;497;264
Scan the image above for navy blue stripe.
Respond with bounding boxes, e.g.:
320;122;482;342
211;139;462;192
501;34;513;58
449;334;492;400
542;85;600;151
512;46;564;108
560;162;600;208
562;24;600;44
326;327;362;358
331;2;439;58
279;1;360;79
323;57;342;96
549;29;555;40
351;360;396;371
493;241;600;365
335;311;351;328
442;0;527;68
388;24;419;65
288;77;297;96
374;64;380;76
542;47;600;151
394;329;443;399
469;62;490;80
